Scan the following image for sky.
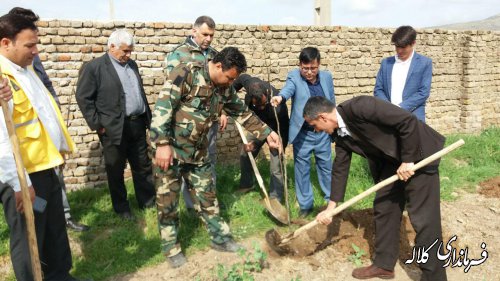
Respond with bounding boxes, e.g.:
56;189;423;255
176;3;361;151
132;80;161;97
1;0;499;28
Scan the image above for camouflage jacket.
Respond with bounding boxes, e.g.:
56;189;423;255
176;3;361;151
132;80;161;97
150;62;272;164
165;36;218;76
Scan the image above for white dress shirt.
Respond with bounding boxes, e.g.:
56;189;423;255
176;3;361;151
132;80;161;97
390;51;414;106
336;110;351;137
0;55;68;191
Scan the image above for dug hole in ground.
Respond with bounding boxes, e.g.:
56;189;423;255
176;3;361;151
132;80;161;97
107;176;500;281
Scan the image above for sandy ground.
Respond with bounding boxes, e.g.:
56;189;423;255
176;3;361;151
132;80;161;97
107;177;500;281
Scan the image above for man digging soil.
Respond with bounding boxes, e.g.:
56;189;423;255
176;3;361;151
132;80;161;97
300;96;448;281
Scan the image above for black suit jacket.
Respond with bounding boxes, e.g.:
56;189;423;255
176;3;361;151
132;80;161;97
331;96;445;202
76;53;152;145
232;74;290;149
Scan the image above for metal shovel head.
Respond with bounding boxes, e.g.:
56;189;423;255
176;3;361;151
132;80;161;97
265;228;289;255
261;198;289;225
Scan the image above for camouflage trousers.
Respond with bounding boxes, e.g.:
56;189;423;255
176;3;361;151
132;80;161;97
155;160;232;257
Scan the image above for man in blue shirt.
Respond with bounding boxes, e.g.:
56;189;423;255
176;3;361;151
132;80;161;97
271;47;335;217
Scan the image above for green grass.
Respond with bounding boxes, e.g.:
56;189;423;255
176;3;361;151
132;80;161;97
0;128;498;280
439;128;500;199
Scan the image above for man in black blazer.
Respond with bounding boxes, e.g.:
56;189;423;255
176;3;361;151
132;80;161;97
303;96;447;281
76;29;155;219
232;74;289;199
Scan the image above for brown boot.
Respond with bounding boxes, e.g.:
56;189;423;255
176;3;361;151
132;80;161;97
352;264;395;279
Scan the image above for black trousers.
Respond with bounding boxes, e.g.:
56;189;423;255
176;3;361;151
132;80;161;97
372;162;447;281
99;116;156;213
1;169;72;281
1;181;33;281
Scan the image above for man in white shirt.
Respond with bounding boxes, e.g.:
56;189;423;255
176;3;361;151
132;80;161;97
373;25;432;122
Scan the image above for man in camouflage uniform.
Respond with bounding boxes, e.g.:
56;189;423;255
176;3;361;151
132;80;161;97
166;15;217;73
166;15;225;209
150;47;281;268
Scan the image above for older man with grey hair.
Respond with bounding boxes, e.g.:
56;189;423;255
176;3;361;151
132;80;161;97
76;29;156;220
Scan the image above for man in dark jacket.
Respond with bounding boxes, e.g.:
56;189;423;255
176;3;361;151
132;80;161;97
76;29;155;219
233;74;289;201
303;96;447;281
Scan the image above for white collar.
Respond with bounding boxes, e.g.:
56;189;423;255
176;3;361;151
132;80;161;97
1;54;27;73
335;110;350;137
395;50;414;64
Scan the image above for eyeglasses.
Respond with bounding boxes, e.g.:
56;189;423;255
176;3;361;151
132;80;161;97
300;66;319;73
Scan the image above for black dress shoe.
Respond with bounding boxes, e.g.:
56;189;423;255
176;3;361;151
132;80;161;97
298;208;313;218
236;186;254;194
66;219;90;232
142;197;156;209
117;211;135;221
65;275;94;281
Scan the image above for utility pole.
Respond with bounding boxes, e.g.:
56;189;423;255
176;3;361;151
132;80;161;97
314;0;331;26
109;0;115;20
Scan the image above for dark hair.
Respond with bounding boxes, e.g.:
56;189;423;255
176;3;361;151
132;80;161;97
212;47;247;74
194;16;215;29
0;14;38;41
8;7;39;22
303;96;336;120
391;26;417;48
234;74;269;98
247;80;269;100
299;47;321;64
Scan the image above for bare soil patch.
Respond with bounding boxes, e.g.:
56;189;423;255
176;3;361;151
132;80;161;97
478;176;500;198
265;209;416;260
110;187;499;281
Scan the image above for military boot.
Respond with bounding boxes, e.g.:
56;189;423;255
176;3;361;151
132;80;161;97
211;239;244;252
168;252;187;268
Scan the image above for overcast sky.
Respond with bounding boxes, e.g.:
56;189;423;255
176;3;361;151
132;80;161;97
1;0;498;28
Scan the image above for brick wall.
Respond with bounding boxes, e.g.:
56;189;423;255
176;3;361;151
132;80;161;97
34;20;500;189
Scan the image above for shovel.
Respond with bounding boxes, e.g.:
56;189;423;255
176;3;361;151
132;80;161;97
235;121;290;224
266;139;465;253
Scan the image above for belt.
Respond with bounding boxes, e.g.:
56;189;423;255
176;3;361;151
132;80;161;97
125;113;145;120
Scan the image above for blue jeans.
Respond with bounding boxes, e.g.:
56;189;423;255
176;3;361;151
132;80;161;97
292;129;332;210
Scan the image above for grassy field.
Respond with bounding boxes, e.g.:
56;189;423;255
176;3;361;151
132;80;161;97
0;128;498;280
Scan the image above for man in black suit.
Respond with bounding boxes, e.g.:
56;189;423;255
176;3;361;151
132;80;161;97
232;74;289;199
303;96;447;281
76;29;155;219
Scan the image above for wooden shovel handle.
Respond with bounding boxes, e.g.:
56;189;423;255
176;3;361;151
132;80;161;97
284;139;465;242
0;68;43;281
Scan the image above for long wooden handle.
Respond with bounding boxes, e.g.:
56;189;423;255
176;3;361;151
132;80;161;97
234;121;271;204
0;69;43;281
284;139;465;242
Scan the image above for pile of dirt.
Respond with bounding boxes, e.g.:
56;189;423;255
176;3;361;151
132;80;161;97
265;209;416;260
478;176;500;198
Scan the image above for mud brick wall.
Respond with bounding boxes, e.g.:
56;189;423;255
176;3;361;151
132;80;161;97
34;20;500;189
